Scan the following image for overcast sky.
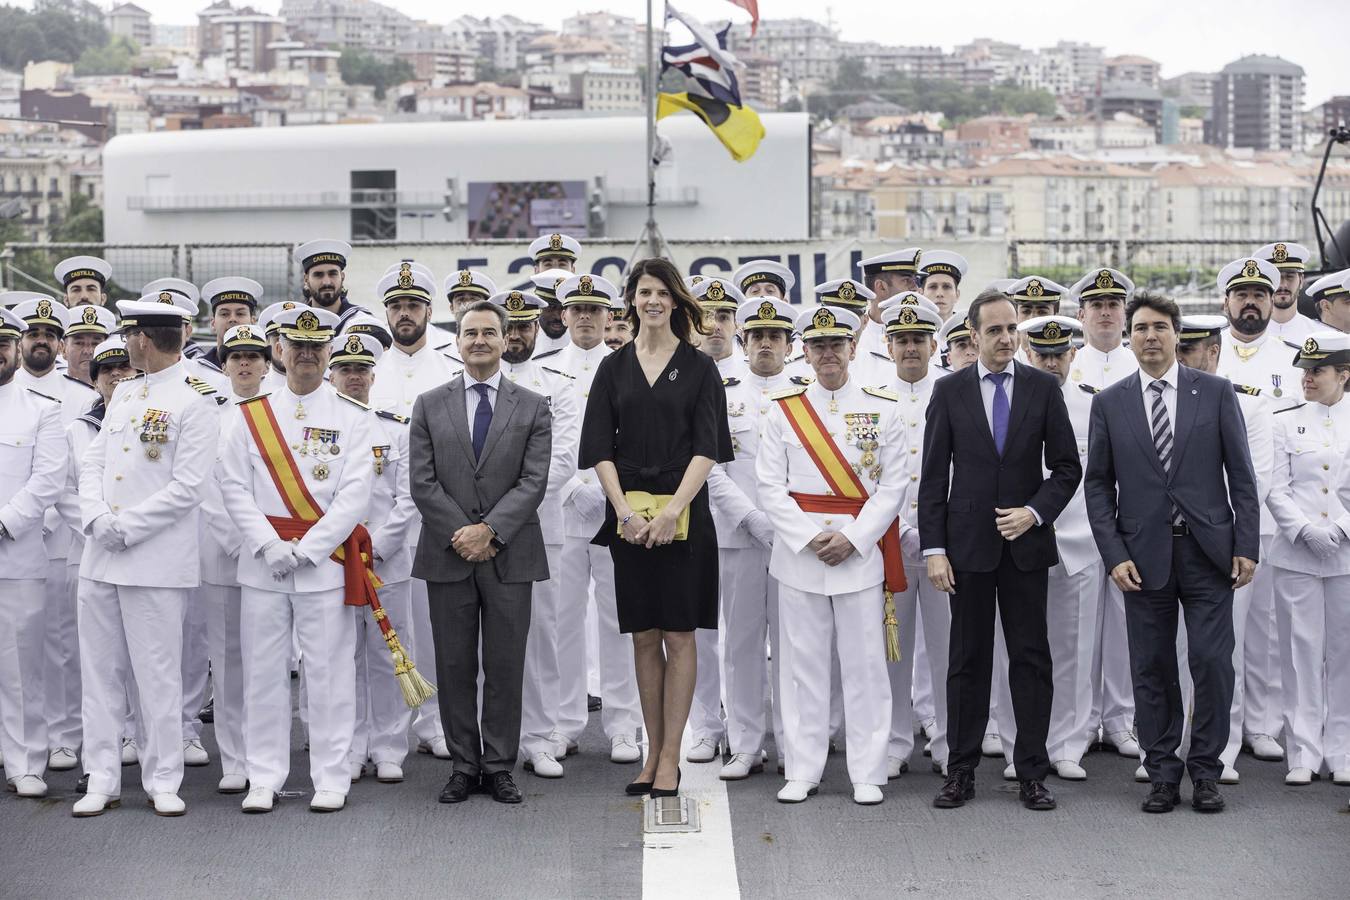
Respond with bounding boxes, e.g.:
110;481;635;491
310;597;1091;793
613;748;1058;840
109;0;1348;106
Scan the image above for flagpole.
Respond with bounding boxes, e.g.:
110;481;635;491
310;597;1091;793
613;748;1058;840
644;0;659;258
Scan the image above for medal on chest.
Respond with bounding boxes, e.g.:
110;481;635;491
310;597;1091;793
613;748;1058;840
1270;374;1282;398
373;445;389;475
727;400;746;417
138;408;171;460
844;411;882;481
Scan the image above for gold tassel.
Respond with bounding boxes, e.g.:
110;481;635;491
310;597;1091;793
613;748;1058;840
883;590;901;663
382;627;437;708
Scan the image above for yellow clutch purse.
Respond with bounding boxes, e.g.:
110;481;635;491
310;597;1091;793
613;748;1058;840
619;491;690;541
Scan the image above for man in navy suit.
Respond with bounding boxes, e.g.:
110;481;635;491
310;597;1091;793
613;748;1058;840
1084;290;1259;814
920;292;1082;811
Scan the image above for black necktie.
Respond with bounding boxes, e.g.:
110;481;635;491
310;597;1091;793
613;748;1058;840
471;382;492;460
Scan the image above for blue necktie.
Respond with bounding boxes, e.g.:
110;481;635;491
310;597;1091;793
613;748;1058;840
471;382;493;461
987;371;1010;455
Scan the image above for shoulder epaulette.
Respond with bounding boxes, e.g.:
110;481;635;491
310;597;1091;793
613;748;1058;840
26;388;59;402
114;372;145;385
785;353;805;364
870;351;891;361
214;395;227;405
1233;383;1261;397
376;409;410;424
722;376;740;387
62;373;95;390
769;386;808;400
1078;383;1100;394
185;375;218;396
337;391;370;410
541;365;574;379
863;386;898;401
238;393;270;405
534;347;563;360
789;375;814;386
1273;403;1306;415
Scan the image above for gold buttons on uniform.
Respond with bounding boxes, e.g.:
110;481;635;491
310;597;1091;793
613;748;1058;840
910;448;918;454
910;474;918;482
114;474;123;481
824;518;833;526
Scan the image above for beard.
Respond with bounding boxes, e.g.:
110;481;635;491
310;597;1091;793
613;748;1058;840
540;315;567;339
393;320;428;348
305;285;343;309
1272;291;1296;310
502;337;537;364
1229;307;1269;336
0;355;18;384
21;344;55;373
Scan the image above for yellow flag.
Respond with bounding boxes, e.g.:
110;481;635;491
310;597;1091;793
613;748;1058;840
657;92;765;162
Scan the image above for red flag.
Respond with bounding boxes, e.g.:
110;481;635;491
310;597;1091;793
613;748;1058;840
726;0;759;34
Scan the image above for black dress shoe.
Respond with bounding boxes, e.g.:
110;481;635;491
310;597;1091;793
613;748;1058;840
625;779;654;796
650;767;682;798
587;694;603;713
438;772;475;804
933;768;974;808
199;698;214;724
1191;779;1225;813
1019;779;1057;811
1141;782;1181;813
76;773;89;795
485;771;523;804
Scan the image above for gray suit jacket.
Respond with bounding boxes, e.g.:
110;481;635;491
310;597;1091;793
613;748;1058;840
410;374;552;584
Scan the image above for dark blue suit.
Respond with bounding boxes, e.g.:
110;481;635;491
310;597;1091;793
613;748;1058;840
1084;364;1260;784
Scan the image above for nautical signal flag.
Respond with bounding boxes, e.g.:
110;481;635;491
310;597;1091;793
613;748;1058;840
659;4;765;163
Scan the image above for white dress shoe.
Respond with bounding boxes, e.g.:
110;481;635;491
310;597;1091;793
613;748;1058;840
73;792;120;817
149;793;186;817
981;733;1003;757
547;732;569;758
1285;767;1314;785
1332;770;1350;785
686;737;720;763
310;790;346;812
523;752;563;778
610;734;641;764
349;761;364;782
242;787;275;813
417;736;451;759
11;775;48;798
1134;765;1148;783
48;747;79;771
1002;763;1016;781
776;780;818;803
217;774;249;794
376;762;404;783
719;752;764;781
1247;734;1284;761
886;756;909;780
121;738;139;766
852;783;883;805
1219;765;1240;785
183;740;210;767
1052;760;1087;781
1106;732;1140;758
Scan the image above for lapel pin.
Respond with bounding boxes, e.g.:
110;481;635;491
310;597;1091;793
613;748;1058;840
1191;389;1198;395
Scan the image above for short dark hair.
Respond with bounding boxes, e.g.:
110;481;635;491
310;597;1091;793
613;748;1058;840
1126;290;1180;332
144;325;182;353
459;299;507;331
967;290;1014;330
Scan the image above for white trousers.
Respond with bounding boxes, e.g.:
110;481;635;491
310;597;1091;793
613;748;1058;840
1243;535;1282;738
406;574;445;745
43;557;80;750
241;585;355;794
719;546;783;756
558;537;641;741
777;583;890;785
181;583;211;742
886;560;951;766
1274;568;1350;773
690;627;724;742
201;580;246;777
520;545;563;757
911;613;936;729
1092;576;1135;738
1046;562;1102;763
77;578;185;796
351;579;414;766
0;579;48;777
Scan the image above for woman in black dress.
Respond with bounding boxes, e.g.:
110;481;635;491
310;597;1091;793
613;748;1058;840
578;257;734;798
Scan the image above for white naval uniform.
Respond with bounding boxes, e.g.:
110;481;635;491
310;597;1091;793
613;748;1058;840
1267;312;1319;344
706;369;789;759
550;340;643;746
755;378;905;786
371;341;458;749
15;369;96;755
784;324;894;390
881;370;953;770
1071;341;1139;745
1218;331;1304;744
1267;399;1350;774
497;356;580;760
77;362;220;797
351;410;418;769
221;384;374;796
0;383;65;778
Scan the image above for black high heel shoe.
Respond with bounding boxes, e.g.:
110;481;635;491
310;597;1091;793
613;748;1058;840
624;778;654;796
649;767;682;798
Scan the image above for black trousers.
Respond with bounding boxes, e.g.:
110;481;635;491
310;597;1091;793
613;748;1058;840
1125;533;1235;786
427;568;533;778
947;543;1053;780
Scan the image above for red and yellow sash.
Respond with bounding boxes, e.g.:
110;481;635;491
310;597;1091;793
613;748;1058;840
776;392;906;594
240;396;382;607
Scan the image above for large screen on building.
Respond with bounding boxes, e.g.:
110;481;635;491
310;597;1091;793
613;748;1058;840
466;180;589;241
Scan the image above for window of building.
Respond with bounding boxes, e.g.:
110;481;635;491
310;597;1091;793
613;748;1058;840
351;170;397;240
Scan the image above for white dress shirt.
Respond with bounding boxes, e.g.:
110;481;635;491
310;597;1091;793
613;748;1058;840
975;358;1017;434
1139;361;1180;431
463;368;501;421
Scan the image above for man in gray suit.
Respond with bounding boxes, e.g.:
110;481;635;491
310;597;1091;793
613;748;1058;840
1084;291;1259;815
410;300;552;805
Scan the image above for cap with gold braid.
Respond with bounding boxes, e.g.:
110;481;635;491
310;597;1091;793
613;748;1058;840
488;289;544;321
116;295;193;330
1008;275;1070;305
1177;314;1229;345
274;305;339;343
735;297;794;331
1253;241;1310;272
1072;267;1134;302
341;312;393;350
1017;315;1081;355
938;314;973;349
378;263;435;306
529;232;581;263
256;301;301;338
1306;268;1349;304
144;277;202;310
444;268;495;302
0;306;26;340
54;255;111;288
1292;330;1350;369
1217;257;1280;294
66;303;116;337
857;248;923;281
557;273;619;307
328;331;383;367
220;324;270;360
882;300;943;336
88;334;129;378
293;239;351;272
813;278;876;311
689;277;744;311
530;272;566;304
794;305;860;341
12;297;69;334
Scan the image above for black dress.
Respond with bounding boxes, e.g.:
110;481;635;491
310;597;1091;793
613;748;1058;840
578;340;734;633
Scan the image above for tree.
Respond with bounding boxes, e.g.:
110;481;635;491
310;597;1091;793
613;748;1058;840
52;194;103;244
74;36;138;76
338;49;414;100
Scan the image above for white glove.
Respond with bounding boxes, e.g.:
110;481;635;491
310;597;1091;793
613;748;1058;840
901;525;922;558
262;539;301;579
572;482;607;521
91;514;127;552
1299;524;1341;560
744;510;775;550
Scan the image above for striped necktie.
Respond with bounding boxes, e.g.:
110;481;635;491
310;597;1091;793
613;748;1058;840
1149;380;1183;526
